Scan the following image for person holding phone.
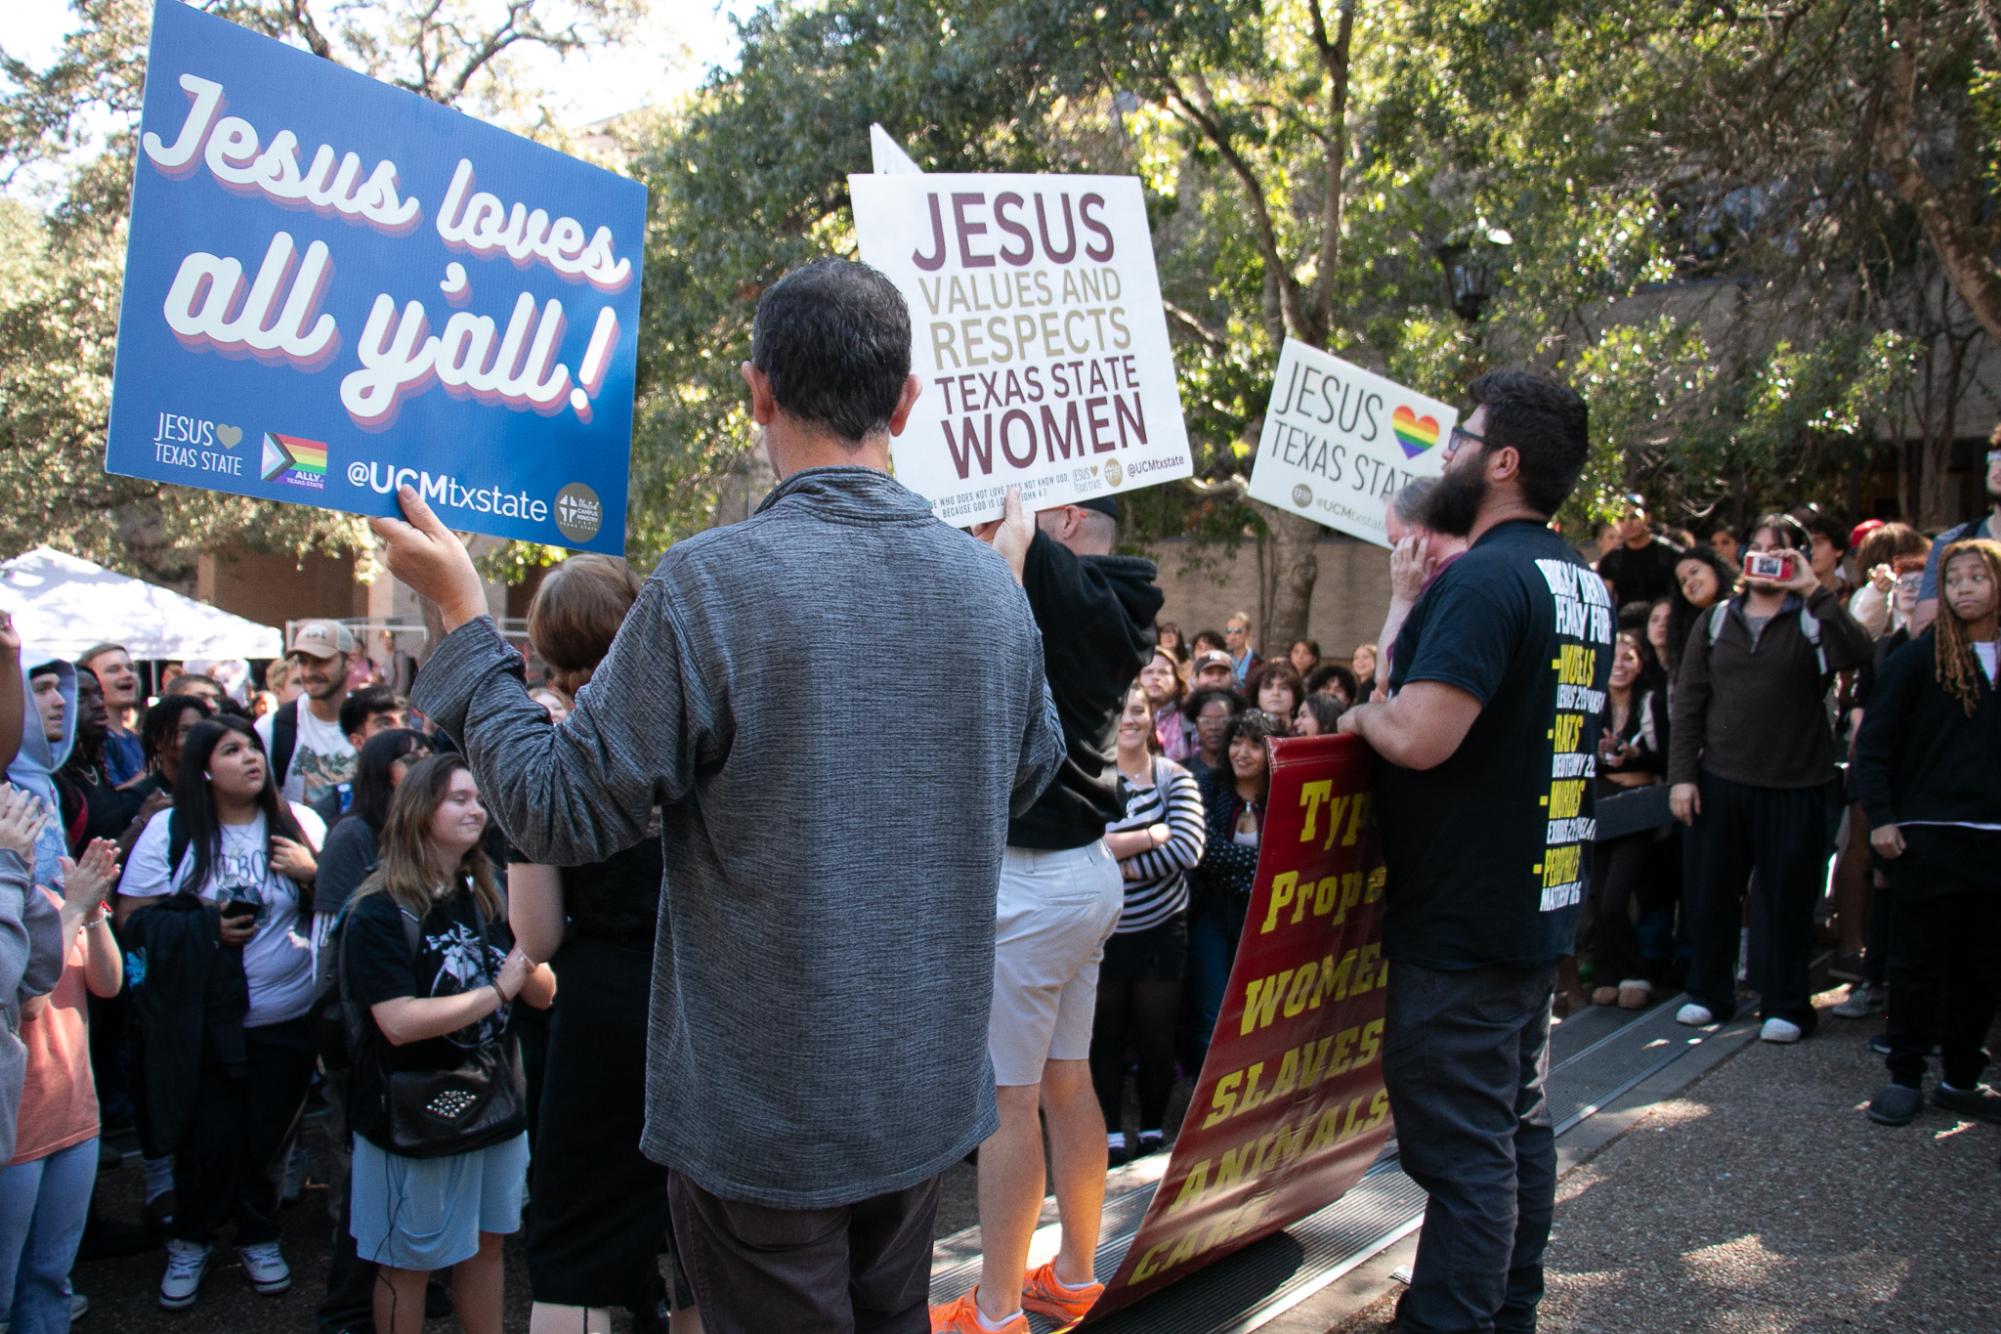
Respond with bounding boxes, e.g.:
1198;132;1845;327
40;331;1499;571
115;715;324;1310
1668;514;1872;1043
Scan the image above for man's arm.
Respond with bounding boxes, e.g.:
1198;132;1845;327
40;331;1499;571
373;484;696;866
415;595;694;866
1012;642;1064;820
1336;681;1483;771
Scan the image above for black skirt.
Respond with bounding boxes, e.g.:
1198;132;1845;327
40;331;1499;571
525;935;672;1310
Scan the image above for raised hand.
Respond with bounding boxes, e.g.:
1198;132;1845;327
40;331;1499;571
1389;534;1435;604
970;488;1034;583
367;485;487;632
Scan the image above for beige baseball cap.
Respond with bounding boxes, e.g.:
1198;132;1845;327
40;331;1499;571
286;619;357;660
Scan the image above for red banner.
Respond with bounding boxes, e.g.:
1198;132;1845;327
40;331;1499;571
1083;733;1391;1321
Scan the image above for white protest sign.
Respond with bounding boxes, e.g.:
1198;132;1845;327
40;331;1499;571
869;124;924;175
849;172;1193;525
1245;340;1458;548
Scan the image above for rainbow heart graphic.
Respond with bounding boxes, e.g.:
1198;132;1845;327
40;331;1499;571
1391;406;1441;460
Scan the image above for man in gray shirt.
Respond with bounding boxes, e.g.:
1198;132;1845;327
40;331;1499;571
371;258;1063;1333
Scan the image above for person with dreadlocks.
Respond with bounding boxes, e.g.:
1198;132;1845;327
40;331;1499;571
1853;538;2001;1127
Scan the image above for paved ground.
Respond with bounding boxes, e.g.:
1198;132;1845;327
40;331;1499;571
69;993;1996;1332
1333;991;2001;1334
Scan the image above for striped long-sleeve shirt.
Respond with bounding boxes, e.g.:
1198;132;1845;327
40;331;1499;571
1105;758;1207;933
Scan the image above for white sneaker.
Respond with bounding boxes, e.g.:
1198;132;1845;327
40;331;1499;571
159;1239;212;1310
1675;1002;1716;1027
238;1241;291;1295
1759;1017;1803;1044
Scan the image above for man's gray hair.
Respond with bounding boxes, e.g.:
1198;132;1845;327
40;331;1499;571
1390;478;1439;523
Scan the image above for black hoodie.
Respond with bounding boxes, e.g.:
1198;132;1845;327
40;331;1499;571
1853;630;2001;832
1009;531;1164;850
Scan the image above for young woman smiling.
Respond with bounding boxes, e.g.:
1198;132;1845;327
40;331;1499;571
1091;685;1206;1165
341;754;554;1334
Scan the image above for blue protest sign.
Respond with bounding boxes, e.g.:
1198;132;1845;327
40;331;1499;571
104;0;645;554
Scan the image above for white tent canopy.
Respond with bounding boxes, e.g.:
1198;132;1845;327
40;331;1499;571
0;546;283;661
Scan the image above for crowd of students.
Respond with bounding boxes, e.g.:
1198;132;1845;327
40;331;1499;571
1574;472;2001;1134
0;262;1993;1334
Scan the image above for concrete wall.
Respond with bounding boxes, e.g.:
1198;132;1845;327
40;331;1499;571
1140;534;1397;664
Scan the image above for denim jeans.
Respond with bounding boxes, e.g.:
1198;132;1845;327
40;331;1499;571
0;1136;99;1334
1384;961;1557;1334
1186;892;1249;1071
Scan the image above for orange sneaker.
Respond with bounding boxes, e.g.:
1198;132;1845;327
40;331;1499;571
1021;1261;1103;1325
930;1289;1027;1334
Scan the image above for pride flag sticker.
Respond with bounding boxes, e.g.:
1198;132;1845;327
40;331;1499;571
1391;406;1440;460
261;432;328;490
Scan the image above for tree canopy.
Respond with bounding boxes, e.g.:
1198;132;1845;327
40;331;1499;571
2;0;1993;630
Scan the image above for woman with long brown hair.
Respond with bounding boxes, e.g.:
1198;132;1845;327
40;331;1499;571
1854;539;2001;1126
510;555;697;1334
340;754;554;1334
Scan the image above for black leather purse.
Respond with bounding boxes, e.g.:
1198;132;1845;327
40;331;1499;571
376;896;527;1159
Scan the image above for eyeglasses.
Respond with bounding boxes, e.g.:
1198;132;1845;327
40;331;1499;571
1446;424;1491;456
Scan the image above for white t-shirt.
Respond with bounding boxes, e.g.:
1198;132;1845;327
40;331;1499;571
1976;641;1998;686
255;704;356;806
121;804;327;1027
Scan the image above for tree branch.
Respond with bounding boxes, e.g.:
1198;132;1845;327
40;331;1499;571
1158;71;1301;341
1161;298;1228;350
1877;26;2001;342
285;0;333;60
1305;0;1356;340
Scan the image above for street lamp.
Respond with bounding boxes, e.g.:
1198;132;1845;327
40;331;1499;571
1433;227;1513;321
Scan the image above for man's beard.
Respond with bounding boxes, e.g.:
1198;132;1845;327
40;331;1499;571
1417;462;1490;538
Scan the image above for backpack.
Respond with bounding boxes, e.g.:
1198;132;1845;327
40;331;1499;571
1706;599;1829;677
311;898;422;1072
269;700;300;791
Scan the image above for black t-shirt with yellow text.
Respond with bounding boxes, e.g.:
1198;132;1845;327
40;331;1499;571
1379;520;1615;970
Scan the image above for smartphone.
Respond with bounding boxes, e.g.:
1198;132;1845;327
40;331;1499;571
1743;551;1792;582
219;899;259;923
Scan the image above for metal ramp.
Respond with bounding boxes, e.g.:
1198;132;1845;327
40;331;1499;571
929;994;1757;1332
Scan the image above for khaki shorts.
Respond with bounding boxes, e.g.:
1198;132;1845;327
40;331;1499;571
988;841;1125;1086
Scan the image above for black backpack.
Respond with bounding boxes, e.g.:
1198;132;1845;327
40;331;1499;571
269;700;300;791
311;899;422;1072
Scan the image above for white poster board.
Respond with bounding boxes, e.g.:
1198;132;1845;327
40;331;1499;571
1245;340;1458;548
869;124;924;175
849;172;1193;525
